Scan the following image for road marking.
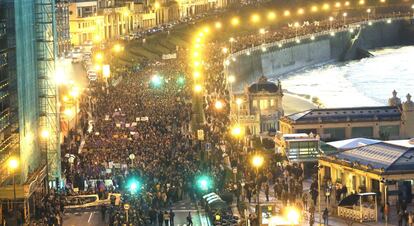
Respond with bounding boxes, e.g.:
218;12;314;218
88;212;94;223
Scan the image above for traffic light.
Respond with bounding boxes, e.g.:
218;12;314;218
126;178;141;194
196;175;212;192
177;76;185;86
150;75;163;88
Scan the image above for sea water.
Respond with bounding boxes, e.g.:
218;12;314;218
276;45;414;108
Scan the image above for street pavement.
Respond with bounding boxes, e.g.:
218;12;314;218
243;179;406;226
63;207;104;226
63;198;212;226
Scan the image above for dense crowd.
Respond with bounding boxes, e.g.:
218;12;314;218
47;6;414;226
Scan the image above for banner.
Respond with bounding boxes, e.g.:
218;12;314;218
162;53;177;60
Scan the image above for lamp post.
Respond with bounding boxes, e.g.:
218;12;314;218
8;158;19;212
411;5;414;19
228;75;235;108
343;12;347;26
252;154;264;225
329;17;334;30
229;37;235;53
129;153;135;167
366;8;371;22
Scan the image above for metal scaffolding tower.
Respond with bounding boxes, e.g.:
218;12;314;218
35;0;61;182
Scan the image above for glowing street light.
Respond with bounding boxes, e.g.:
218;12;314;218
322;3;330;10
95;52;104;62
367;8;371;21
297;8;304;15
359;0;365;5
231;17;240;26
64;108;74;118
231;124;243;138
286;207;300;225
194;84;203;93
228;75;235;84
329;16;334;30
311;5;318;12
335;2;341;8
215;21;222;29
343;12;348;25
345;1;350;6
41;130;50;139
214;100;224;110
222;47;228;54
252;154;264;169
283;10;291;17
236;98;243;106
251;13;261;23
9;158;19;170
112;43;124;53
267;11;276;21
154;2;160;9
193;71;201;79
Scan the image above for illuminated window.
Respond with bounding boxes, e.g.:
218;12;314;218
260;99;268;109
270;99;275;106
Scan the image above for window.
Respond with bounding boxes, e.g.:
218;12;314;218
259;99;268;109
351;127;373;138
323;128;346;141
379;125;400;139
270;99;275;106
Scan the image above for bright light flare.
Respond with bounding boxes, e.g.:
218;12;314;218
311;5;318;12
8;158;19;170
215;21;222;29
267;11;276;21
194;84;203;93
231;125;243;137
251;155;264;168
228;75;235;83
297;8;304;15
251;13;261;23
322;3;330;10
284;10;291;17
231;17;240;26
214;100;224;110
286;207;300;225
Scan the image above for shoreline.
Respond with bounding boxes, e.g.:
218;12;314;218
282;92;318;115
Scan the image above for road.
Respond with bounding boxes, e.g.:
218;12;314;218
63;199;212;226
56;57;89;89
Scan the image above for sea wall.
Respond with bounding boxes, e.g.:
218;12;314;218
226;18;414;90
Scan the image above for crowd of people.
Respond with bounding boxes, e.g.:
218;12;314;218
43;4;414;226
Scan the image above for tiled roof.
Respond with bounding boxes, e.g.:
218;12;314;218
281;106;401;124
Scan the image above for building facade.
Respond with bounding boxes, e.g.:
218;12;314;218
56;0;71;55
69;0;104;46
319;139;414;205
0;0;60;222
232;76;284;135
279;91;414;141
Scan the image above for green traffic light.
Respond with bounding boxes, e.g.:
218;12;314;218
151;75;163;88
177;76;185;85
196;175;212;191
126;178;141;194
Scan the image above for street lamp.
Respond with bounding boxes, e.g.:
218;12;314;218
251;154;264;225
267;11;276;21
411;5;414;19
366;8;371;21
250;14;260;24
8;158;19;210
215;21;222;29
214;100;224;110
231;17;240;26
231;124;243;138
343;12;348;26
329;17;334;30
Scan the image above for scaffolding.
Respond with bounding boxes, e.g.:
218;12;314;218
35;0;61;182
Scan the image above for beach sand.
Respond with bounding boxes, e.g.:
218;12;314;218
283;93;317;115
